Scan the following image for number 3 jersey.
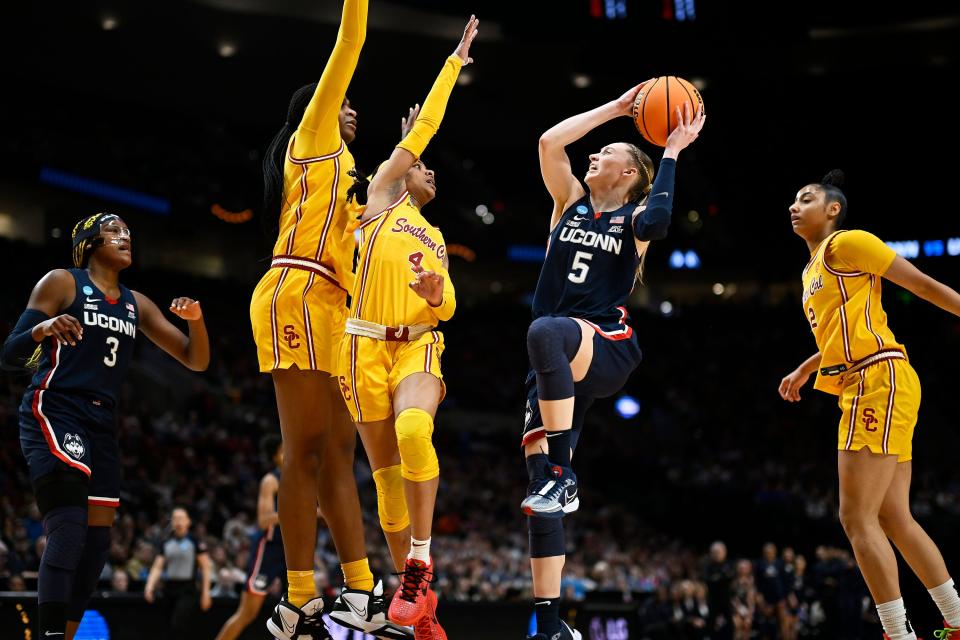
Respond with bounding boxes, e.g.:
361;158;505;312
802;230;905;395
349;192;456;327
532;197;640;339
27;268;138;407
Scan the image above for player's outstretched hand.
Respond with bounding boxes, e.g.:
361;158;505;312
453;15;479;65
170;298;202;321
664;101;706;155
409;267;444;307
401;103;422;140
778;367;811;403
35;314;83;346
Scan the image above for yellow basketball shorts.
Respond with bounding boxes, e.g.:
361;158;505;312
250;265;347;373
837;358;920;462
338;330;445;423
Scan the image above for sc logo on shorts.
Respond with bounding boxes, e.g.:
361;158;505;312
282;325;300;349
338;376;352;401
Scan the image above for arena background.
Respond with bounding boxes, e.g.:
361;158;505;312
1;1;959;638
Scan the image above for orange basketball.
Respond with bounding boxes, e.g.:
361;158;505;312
631;76;704;147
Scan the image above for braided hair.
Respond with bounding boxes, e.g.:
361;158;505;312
262;83;318;235
71;212;116;268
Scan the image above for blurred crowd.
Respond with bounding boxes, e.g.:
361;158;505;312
2;241;959;639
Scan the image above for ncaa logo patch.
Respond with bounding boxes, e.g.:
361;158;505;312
576;205;589;215
83;286;94;296
63;433;85;460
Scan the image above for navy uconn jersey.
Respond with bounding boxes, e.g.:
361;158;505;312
27;269;138;406
532;197;639;338
263;468;283;545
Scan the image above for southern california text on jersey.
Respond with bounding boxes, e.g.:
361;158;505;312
349;192;455;328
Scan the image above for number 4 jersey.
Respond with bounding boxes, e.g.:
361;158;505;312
26;268;138;407
348;191;455;328
532;197;640;339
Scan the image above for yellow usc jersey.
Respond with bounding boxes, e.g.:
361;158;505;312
350;192;456;327
802;230;905;395
271;138;361;294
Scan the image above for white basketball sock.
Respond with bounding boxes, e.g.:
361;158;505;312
876;598;916;640
928;578;960;628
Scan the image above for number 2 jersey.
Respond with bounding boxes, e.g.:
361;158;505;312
25;268;138;408
532;197;641;339
349;191;456;327
802;230;905;395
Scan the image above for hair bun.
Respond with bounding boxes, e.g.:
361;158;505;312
821;169;845;188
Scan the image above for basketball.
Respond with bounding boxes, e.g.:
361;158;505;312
632;76;704;147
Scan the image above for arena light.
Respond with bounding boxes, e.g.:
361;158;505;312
40;167;171;215
886;240;920;259
218;41;238;58
923;239;945;257
508;244;547;263
674;0;696;21
615;394;641;419
101;14;119;30
669;249;701;269
712;282;725;295
572;74;592;89
660;301;674;316
605;0;627;19
886;238;960;259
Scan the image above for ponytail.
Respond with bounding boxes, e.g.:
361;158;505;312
261;82;318;235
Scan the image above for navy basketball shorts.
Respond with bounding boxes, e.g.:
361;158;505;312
521;330;642;448
246;530;286;595
19;389;121;508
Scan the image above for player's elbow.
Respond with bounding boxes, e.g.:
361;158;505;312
633;208;672;241
187;354;210;372
539;133;563;155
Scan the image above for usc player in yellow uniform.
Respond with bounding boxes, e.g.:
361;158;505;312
779;170;960;640
249;2;414;638
336;16;478;640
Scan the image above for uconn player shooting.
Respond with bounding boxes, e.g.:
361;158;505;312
520;85;704;640
1;213;209;640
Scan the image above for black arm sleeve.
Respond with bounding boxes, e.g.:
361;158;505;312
631;157;677;241
1;309;49;370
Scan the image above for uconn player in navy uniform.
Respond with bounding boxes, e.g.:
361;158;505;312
520;85;704;640
1;213;209;639
215;435;287;640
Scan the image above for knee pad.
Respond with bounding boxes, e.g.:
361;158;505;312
42;506;88;571
527;317;581;400
528;516;565;559
395;408;439;482
373;465;410;533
